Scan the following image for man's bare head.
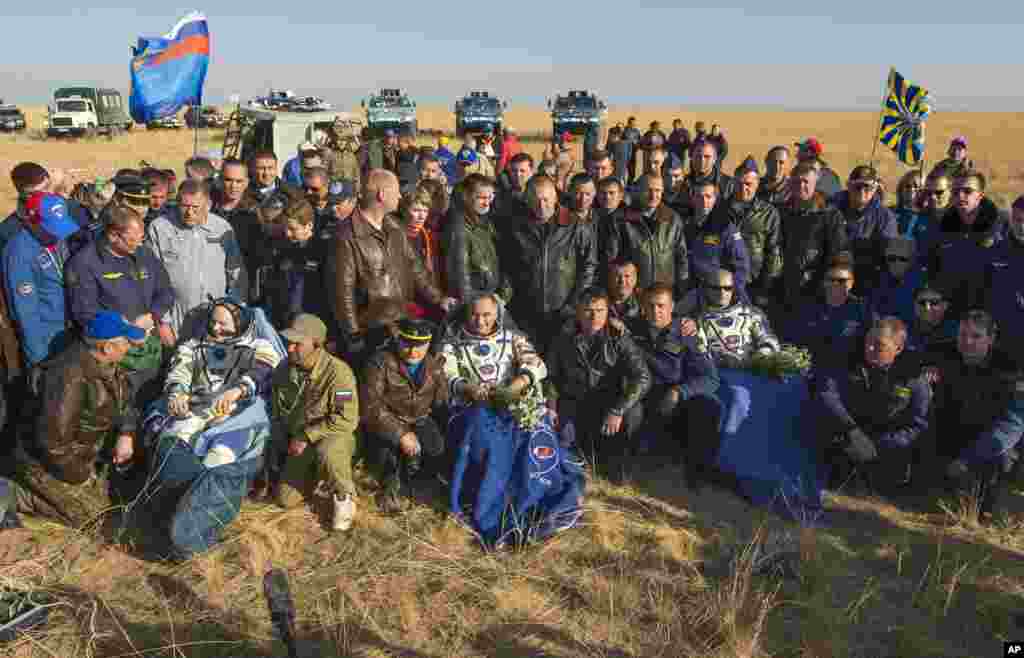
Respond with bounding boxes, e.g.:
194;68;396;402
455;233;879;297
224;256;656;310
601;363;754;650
361;169;400;212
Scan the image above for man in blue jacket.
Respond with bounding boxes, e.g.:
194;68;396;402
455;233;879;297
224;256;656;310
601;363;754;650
927;310;1024;520
977;196;1024;365
3;192;82;379
831;165;898;295
817;318;930;494
628;283;721;490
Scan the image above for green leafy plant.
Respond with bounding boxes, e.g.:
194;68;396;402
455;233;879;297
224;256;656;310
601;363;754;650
748;344;813;380
489;385;548;432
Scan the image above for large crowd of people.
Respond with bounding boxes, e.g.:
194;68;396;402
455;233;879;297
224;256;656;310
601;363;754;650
0;117;1021;558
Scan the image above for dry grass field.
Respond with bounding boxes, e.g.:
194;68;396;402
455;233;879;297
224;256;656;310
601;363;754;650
2;104;1024;658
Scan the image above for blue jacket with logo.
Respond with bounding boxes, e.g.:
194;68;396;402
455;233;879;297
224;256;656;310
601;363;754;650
783;296;875;373
981;238;1024;359
65;235;175;329
867;266;928;330
681;203;751;301
831;191;898;293
2;227;72;366
922;198;1007;312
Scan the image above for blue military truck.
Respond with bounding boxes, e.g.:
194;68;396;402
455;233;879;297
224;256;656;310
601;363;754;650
454;91;507;138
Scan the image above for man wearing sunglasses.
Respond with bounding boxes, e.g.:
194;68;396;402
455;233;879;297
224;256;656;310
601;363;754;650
867;238;927;330
831;165;898;295
691;268;779;370
783;261;874;373
925;171;1007;313
903;284;957;360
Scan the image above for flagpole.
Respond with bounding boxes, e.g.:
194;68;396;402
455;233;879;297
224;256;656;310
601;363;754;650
869;67;894;167
193;102;200;156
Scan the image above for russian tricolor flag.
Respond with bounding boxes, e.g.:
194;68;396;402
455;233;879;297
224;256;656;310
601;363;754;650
129;11;210;123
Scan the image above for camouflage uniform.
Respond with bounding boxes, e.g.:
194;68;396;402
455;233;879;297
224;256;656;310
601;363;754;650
13;341;135;528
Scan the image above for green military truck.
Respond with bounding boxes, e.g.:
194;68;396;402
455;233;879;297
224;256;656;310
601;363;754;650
49;87;133;136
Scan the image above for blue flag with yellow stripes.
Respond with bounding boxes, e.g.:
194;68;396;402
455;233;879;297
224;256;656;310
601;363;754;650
879;69;932;166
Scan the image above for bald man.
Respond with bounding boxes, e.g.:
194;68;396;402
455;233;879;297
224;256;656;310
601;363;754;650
332;169;455;364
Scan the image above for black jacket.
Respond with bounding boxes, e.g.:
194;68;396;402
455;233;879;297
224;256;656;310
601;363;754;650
779;193;850;306
606;203;689;297
501;207;598;343
545;323;652;417
443;207;510;304
724;198;783;297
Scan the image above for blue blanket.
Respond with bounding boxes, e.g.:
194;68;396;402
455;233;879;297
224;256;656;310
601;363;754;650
449;406;585;548
714;368;825;522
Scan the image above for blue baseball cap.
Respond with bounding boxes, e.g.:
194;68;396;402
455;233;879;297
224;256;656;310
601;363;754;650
86;311;145;341
26;192;79;240
457;147;477;165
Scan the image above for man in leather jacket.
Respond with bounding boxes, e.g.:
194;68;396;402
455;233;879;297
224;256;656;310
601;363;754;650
11;312;141;528
545;288;651;476
501;176;598;351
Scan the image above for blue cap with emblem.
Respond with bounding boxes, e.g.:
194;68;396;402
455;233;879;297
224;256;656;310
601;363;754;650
86;311;145;341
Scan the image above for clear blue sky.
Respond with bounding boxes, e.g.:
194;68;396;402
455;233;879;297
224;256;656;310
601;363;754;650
1;2;1020;109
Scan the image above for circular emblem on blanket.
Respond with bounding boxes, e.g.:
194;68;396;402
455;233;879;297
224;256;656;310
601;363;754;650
533;446;555;459
476;344;491;356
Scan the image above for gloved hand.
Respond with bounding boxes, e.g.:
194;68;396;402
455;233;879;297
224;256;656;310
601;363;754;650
844;428;878;463
657;387;681;417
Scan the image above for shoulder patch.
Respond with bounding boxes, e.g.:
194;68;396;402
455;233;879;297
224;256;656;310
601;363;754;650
703;235;720;246
335;389;354;406
894;386;912;399
102;271;124;280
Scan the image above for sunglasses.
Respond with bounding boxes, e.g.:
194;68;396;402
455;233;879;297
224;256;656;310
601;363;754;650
826;277;852;284
850;182;877;191
953;187;980;195
885;256;910;263
917;298;945;308
704;284;734;291
923;189;949;197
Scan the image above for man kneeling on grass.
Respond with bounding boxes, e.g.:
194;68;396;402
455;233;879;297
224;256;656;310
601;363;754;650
360;319;449;513
273;314;359;532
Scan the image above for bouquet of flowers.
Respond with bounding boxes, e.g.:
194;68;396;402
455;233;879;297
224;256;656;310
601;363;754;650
748;344;813;380
490;384;548;432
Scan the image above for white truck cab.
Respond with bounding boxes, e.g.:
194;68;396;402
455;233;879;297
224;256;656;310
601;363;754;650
47;96;99;137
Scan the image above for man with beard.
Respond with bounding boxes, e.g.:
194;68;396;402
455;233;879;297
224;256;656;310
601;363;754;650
725;158;783;309
831;165;898;295
606;174;689;299
778;162;850;310
924;171;1007;313
361;318;448;512
925;310;1024;520
546;288;651;477
757;146;792;206
445;174;511;306
502;176;598;350
681;180;750;302
272;314;359;531
817;318;930;494
680;139;735;207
